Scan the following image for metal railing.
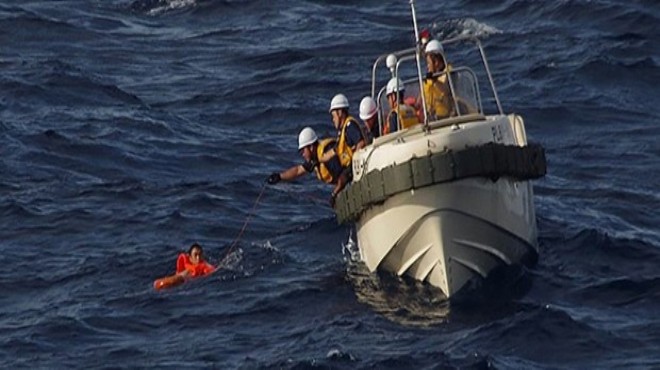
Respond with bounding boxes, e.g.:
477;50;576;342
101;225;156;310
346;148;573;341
369;34;504;135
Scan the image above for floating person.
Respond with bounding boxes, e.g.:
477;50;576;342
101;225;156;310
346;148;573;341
153;243;216;290
176;243;216;277
267;126;349;206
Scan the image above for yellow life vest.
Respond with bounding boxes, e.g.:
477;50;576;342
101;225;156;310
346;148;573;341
423;65;455;121
398;104;419;130
314;138;336;184
385;103;419;134
336;115;365;168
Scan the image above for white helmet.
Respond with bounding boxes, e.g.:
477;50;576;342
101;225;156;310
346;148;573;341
359;96;378;120
329;94;349;112
298;127;318;149
386;78;405;95
425;39;444;55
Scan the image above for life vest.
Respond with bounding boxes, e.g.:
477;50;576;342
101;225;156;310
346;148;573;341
176;253;215;277
384;103;419;135
314;138;337;184
422;65;455;121
336;115;366;168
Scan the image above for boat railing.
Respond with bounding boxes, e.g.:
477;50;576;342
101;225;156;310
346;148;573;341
375;53;419;135
441;35;503;115
374;66;484;136
369;34;503;128
368;112;488;150
433;67;484;117
370;47;416;97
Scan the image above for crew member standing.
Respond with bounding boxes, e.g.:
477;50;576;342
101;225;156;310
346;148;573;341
421;39;455;121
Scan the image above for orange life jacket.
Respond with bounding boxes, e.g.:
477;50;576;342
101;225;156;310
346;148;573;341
176;253;216;277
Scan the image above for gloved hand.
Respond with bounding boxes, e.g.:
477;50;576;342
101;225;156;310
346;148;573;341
267;172;281;185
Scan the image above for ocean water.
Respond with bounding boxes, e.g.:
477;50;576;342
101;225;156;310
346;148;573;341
1;0;659;368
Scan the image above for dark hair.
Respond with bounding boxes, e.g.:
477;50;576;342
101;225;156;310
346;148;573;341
188;243;203;255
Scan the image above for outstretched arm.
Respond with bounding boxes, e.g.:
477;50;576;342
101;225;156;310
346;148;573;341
280;164;307;181
267;164;311;185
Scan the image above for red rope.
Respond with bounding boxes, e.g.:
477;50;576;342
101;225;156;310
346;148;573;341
219;183;267;264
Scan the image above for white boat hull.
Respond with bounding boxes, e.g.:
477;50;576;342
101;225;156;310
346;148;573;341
349;114;541;298
355;177;538;297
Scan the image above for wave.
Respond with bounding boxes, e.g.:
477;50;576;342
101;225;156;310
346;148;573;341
479;0;659;32
129;0;262;17
129;0;198;16
539;227;660;298
235;48;315;70
458;305;624;364
12;129;141;185
572;276;660;308
2;59;143;108
74;178;146;199
41;62;143;106
430;17;502;40
0;200;43;219
574;56;659;83
0;0;657;368
0;9;98;41
28;129;124;165
562;228;659;261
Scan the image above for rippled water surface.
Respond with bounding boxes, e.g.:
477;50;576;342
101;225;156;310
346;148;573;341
1;0;659;368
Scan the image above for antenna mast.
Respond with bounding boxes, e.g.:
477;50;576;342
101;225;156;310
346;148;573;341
409;0;429;128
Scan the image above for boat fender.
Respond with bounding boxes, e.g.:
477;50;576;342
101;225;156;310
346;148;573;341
334;142;547;223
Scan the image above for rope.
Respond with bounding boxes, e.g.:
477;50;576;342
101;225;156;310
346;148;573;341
216;184;332;266
219;183;267;264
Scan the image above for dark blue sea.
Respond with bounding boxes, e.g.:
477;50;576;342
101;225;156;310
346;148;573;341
1;0;659;368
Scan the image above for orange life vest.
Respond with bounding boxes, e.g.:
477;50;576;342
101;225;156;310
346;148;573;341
176;253;216;277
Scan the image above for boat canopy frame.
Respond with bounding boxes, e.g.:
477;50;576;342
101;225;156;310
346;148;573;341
370;34;504;130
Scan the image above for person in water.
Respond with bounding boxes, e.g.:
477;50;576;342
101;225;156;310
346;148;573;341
266;126;349;206
176;243;216;278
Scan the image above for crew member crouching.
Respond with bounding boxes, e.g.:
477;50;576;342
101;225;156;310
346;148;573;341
267;127;349;206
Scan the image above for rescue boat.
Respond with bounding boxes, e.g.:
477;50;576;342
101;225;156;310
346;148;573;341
333;2;546;298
